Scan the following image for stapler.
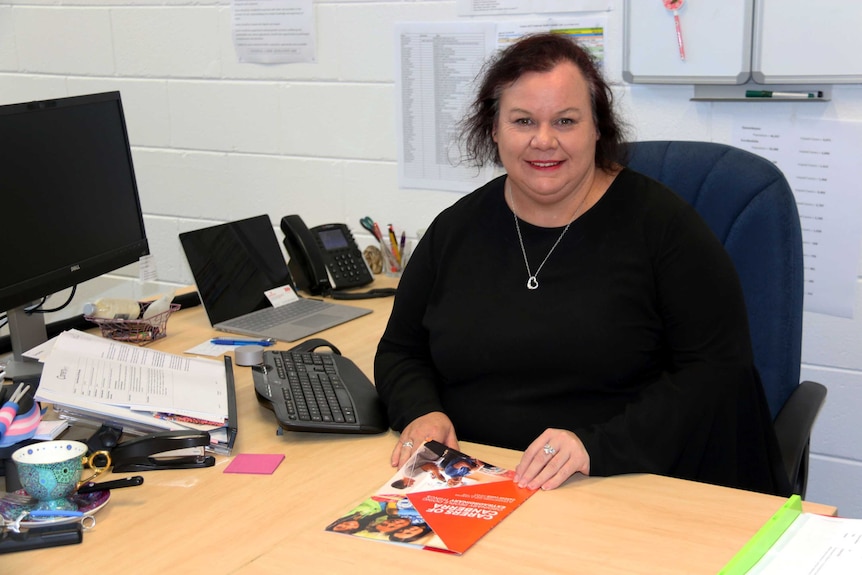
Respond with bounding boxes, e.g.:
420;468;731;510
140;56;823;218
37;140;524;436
109;430;215;472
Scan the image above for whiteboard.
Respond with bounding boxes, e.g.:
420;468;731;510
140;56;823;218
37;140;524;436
752;0;862;84
622;0;753;85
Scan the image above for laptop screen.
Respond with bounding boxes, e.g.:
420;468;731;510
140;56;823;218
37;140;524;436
180;215;293;326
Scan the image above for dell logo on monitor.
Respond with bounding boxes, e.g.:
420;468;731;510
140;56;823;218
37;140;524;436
71;264;81;272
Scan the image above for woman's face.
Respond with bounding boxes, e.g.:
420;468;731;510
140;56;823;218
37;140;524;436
493;61;600;213
374;517;411;533
392;525;427;540
333;520;360;532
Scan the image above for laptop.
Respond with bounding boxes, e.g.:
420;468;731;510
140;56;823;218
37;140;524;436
179;215;371;342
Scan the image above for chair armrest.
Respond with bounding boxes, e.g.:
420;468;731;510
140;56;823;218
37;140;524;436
773;380;827;495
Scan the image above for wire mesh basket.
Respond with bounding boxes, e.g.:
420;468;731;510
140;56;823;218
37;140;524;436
85;302;181;344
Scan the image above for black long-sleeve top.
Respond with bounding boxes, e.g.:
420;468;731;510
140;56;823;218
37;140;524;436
375;170;789;496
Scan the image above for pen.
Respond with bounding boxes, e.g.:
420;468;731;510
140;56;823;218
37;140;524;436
745;90;823;99
399;231;406;264
372;222;384;243
211;338;275;347
388;225;402;265
77;475;145;494
28;509;84;518
663;0;686;62
379;237;400;273
672;7;685;61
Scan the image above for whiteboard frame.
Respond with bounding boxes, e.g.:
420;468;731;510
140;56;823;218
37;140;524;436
622;0;753;85
752;0;862;84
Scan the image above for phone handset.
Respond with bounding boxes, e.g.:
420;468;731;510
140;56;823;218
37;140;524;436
280;214;331;295
280;214;381;296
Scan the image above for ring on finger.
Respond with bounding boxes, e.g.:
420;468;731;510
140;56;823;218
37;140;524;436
402;440;414;449
543;443;556;456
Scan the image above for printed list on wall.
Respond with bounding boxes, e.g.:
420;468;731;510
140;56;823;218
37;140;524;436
733;118;862;319
395;15;608;193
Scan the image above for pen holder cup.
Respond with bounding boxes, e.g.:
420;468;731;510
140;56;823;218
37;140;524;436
85;303;181;345
383;266;403;279
380;241;404;278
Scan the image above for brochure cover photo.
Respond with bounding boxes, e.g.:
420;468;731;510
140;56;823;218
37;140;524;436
325;440;535;555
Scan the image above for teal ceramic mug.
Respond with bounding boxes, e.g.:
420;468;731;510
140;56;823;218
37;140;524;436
12;440;110;510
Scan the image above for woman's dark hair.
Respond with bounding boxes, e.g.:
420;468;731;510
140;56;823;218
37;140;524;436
459;33;629;171
389;523;433;543
325;513;378;534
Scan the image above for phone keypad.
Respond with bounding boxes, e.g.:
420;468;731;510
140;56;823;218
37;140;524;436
327;251;372;287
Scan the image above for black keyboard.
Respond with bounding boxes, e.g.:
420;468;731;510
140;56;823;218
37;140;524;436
252;338;388;434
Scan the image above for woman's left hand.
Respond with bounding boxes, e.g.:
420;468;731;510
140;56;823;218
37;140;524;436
514;429;590;491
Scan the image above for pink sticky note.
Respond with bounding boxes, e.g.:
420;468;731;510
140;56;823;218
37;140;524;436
224;453;285;475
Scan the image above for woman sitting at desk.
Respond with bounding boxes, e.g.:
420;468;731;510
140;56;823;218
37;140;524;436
374;33;789;496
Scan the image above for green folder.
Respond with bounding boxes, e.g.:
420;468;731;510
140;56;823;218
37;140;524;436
718;495;803;575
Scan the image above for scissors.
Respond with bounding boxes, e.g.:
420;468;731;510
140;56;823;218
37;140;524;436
359;217;383;242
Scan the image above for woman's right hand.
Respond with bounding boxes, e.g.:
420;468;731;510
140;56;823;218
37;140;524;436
390;411;459;468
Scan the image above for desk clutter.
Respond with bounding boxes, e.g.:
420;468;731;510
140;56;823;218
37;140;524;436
0;293;388;554
0;428;189;553
0;433;145;553
1;322;236;548
32;329;236;455
1;362;217;553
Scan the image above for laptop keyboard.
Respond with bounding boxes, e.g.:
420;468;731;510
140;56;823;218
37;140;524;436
229;299;328;331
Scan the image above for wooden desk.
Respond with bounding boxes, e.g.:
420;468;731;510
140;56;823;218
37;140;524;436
3;279;836;573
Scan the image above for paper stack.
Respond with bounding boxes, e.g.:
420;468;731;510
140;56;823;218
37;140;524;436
34;330;233;454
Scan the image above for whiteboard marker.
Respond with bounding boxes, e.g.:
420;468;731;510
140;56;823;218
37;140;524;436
745;90;823;99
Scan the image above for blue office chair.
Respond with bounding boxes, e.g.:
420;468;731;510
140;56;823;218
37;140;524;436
625;140;827;497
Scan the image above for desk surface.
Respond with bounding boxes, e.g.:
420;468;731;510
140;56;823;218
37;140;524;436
3;278;836;573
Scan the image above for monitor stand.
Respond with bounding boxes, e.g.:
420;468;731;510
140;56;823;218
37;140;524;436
4;304;46;381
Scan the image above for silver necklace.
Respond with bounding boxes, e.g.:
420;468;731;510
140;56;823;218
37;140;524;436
509;182;590;290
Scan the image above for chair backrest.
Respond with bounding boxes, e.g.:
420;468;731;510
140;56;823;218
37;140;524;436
624;141;804;419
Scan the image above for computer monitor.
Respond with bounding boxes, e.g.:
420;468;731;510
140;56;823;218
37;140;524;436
0;91;149;379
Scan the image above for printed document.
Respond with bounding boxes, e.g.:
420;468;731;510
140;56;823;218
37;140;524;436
36;330;228;422
747;513;862;574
